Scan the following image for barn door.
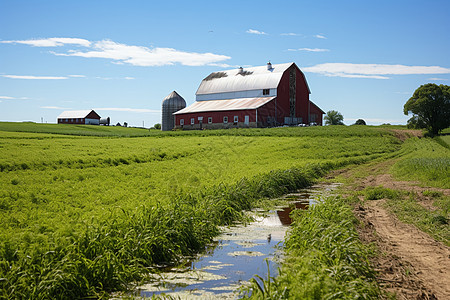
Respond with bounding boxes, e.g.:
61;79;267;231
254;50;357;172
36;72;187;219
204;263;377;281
244;115;249;125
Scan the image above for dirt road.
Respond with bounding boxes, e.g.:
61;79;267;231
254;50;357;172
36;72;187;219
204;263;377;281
334;167;449;299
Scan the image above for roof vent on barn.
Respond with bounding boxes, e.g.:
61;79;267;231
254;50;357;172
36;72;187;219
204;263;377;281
162;91;186;131
238;66;244;74
267;61;272;70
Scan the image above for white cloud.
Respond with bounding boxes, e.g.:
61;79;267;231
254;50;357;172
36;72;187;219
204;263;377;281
41;106;69;109
1;38;91;47
1;75;68;79
207;63;237;68
246;29;267;35
303;63;450;79
289;48;330;52
52;39;230;67
68;74;86;78
3;37;230;67
0;96;29;100
124;77;135;80
281;33;300;36
315;34;327;39
428;77;448;81
94;107;161;113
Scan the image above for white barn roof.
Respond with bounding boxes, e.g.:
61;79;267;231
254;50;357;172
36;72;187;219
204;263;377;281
174;97;275;114
196;62;294;95
57;110;96;119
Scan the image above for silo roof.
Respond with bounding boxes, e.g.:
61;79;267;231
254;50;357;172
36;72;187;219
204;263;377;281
196;62;294;95
163;91;185;102
173;96;276;114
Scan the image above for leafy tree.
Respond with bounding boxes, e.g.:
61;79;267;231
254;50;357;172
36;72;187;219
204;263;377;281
404;84;450;135
354;119;366;125
153;123;161;130
406;115;425;129
324;110;344;125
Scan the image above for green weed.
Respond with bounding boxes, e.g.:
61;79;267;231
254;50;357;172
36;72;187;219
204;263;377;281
422;190;443;198
364;186;401;200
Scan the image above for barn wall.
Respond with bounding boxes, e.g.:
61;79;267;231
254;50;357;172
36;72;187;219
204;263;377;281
276;71;291;124
85;118;100;125
175;109;257;129
295;68;310;124
256;98;277;127
309;103;324;125
276;65;312;125
196;88;276;101
86;110;101;120
58;118;85;124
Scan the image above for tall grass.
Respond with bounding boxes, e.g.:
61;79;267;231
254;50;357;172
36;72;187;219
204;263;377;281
242;196;379;299
0;164;332;299
0;125;403;298
392;137;450;188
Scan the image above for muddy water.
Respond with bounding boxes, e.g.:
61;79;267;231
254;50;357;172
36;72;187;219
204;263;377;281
137;182;341;299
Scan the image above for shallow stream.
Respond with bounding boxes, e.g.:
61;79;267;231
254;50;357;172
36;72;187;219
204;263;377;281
136;182;341;299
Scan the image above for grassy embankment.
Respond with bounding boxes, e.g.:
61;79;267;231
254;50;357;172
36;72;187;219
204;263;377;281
0;123;403;299
244;128;449;299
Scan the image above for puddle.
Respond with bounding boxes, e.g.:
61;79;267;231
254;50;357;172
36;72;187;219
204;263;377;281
136;182;341;299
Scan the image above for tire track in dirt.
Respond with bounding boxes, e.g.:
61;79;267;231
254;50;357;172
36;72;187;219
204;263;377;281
331;160;449;299
365;199;449;299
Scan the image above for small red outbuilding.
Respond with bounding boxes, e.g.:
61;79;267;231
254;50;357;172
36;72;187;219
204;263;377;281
57;110;101;125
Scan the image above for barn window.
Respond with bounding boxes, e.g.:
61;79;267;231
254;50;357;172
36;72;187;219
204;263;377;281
234;116;238;123
263;89;270;95
180;119;184;125
208;117;212;124
223;116;228;123
191;118;195;125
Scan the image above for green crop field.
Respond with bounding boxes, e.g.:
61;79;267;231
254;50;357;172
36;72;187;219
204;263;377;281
0;122;443;299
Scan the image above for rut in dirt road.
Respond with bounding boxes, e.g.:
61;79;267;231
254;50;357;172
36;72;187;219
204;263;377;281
364;199;449;299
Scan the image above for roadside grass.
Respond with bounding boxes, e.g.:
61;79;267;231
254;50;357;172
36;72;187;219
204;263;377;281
391;137;449;188
0;125;403;298
386;136;449;245
242;196;380;299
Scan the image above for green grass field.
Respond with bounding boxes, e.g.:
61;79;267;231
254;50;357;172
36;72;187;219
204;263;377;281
0;122;447;299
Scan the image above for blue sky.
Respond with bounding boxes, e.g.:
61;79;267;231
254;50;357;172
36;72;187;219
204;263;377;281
1;0;449;127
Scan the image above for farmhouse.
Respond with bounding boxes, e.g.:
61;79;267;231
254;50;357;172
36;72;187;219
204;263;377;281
57;110;101;125
173;62;324;129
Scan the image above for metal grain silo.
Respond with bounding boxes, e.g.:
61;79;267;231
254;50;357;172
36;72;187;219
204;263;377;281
162;91;186;131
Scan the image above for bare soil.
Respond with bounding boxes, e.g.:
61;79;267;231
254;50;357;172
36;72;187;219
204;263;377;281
330;162;450;299
390;129;424;141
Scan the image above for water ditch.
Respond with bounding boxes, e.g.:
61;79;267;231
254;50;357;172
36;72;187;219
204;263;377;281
135;182;341;299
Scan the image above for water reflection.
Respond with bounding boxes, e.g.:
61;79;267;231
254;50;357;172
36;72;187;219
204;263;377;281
136;182;341;299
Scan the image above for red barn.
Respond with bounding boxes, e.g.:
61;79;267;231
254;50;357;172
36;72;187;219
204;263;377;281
57;110;101;125
174;62;324;129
